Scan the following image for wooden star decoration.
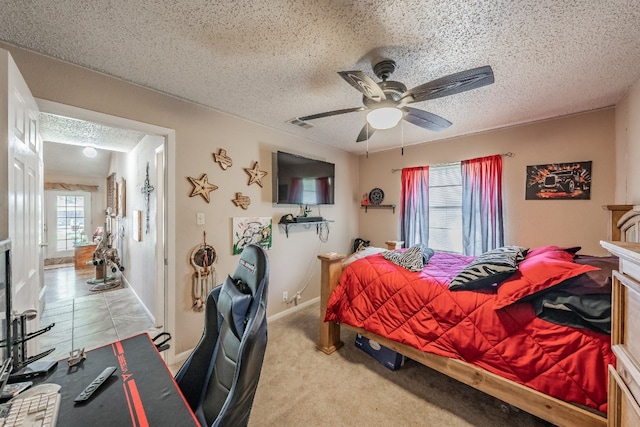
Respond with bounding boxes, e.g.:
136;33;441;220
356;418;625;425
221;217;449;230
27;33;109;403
187;174;218;203
244;161;268;187
213;148;233;170
232;192;251;210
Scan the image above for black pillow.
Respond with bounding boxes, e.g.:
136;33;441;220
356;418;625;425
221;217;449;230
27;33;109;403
449;245;527;291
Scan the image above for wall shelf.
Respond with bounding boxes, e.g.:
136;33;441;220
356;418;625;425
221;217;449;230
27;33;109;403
361;204;396;213
279;220;333;238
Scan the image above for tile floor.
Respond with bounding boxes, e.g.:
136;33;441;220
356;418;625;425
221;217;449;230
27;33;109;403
37;265;162;362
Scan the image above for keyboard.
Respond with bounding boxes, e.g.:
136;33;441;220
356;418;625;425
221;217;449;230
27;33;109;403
0;383;60;427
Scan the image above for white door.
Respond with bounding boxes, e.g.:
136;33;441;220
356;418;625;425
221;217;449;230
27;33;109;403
44;190;91;260
154;146;165;329
3;51;43;339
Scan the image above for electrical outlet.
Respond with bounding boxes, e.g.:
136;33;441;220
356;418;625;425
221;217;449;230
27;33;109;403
282;291;288;302
196;212;205;225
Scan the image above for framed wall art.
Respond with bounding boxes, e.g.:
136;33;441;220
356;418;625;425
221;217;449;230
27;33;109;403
232;217;272;255
118;177;126;217
133;210;142;242
525;161;592;200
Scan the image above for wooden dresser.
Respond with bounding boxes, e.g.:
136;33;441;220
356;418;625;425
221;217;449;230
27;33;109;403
600;241;640;426
74;243;97;269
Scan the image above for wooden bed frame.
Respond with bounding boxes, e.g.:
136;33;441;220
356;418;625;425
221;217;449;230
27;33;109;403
316;205;636;427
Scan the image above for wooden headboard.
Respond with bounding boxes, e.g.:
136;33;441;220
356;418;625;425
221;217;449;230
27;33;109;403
614;206;640;243
606;204;635;241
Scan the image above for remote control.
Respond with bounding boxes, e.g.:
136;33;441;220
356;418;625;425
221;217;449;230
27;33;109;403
73;366;117;403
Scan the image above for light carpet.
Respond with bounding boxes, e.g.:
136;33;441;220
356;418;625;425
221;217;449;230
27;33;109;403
249;301;548;426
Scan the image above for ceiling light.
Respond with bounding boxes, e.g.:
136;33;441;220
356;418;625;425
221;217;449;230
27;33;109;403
83;146;97;158
366;107;403;130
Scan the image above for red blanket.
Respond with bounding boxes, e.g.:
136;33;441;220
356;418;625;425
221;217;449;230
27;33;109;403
325;252;613;413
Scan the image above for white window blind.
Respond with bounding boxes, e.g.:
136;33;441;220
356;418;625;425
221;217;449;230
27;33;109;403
428;163;462;253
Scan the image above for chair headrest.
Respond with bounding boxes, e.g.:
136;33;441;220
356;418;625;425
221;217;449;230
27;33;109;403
231;244;268;296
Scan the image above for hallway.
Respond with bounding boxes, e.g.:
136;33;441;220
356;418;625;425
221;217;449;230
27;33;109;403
38;265;162;361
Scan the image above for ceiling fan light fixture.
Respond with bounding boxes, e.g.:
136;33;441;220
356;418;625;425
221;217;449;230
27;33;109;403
366;107;402;130
83;146;97;158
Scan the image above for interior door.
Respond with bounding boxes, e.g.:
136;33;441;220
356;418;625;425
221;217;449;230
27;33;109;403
44;190;91;260
3;50;43;345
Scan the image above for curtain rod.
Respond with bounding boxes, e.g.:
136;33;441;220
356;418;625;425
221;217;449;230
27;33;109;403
390;152;515;173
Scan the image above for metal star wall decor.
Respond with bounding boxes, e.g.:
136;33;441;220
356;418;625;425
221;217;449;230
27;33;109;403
232;192;251;209
213;148;233;170
187;173;218;203
244;161;268;187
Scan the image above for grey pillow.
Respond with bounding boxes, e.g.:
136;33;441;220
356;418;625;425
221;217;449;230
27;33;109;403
449;245;527;291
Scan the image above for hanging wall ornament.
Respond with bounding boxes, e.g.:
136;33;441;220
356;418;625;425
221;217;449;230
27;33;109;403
232;192;251;209
244;161;268;187
141;163;155;234
187;173;218;203
213;148;233;170
190;231;217;312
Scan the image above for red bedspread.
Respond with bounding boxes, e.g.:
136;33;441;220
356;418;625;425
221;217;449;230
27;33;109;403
325;252;613;413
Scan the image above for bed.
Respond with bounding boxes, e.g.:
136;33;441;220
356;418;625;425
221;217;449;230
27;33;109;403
317;205;636;427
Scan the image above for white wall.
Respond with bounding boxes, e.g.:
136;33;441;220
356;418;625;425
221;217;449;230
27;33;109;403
0;44;360;355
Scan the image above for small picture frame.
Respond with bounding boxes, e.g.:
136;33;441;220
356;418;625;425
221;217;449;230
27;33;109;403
118;178;126;217
133;210;142;242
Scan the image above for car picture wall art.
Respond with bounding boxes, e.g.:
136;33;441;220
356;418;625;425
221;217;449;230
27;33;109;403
525;161;592;200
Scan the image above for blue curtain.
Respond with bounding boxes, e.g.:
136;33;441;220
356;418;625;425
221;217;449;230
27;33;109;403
461;155;504;255
400;166;429;247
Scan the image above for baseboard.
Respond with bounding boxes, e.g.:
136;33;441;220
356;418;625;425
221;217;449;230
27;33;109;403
171;296;321;371
122;275;157;326
267;296;319;322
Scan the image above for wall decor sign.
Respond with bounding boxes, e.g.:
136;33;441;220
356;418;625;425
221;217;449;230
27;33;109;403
232;216;272;255
213;148;233;170
187;173;218;203
232;192;251;209
525;161;592;200
244;161;268;187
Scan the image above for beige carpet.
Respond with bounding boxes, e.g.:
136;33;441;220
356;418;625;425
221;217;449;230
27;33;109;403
249;302;548;427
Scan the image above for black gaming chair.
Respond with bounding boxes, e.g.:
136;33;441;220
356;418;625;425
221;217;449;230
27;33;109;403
175;244;269;427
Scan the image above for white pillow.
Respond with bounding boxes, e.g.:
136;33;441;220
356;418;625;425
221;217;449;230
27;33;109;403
342;246;386;267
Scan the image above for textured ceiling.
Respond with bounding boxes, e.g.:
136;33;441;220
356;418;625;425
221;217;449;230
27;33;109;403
2;1;640;155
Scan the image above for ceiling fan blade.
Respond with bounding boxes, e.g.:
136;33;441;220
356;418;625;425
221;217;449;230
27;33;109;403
356;123;375;142
402;107;452;131
338;70;387;102
401;65;494;104
298;106;365;121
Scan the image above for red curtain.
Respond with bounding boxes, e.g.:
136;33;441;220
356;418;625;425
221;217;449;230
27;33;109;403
461;154;503;255
400;166;429;247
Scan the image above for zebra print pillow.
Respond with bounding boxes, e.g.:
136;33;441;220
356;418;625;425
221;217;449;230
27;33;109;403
449;246;528;291
383;244;434;272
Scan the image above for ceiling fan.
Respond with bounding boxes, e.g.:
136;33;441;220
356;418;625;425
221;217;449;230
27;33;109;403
297;59;494;142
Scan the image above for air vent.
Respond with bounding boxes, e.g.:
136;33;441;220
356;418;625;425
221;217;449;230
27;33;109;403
288;118;313;129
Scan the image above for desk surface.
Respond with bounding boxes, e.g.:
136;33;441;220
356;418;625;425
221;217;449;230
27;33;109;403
45;333;198;426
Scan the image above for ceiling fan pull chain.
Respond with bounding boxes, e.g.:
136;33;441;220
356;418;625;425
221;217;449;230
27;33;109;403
401;119;404;156
366;123;369;158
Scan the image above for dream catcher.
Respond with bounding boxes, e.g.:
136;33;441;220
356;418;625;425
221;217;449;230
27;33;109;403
190;231;217;311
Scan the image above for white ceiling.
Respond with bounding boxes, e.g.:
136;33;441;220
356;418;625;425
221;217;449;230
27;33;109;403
2;1;640;155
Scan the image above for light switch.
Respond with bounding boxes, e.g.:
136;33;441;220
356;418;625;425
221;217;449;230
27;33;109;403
196;212;205;225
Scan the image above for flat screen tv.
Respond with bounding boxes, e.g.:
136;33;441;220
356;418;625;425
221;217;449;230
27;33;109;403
274;151;335;205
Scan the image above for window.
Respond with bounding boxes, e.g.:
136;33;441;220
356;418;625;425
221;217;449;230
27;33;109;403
428;164;462;253
56;195;86;251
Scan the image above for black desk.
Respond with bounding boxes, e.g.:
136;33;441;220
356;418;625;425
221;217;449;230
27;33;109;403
45;333;199;426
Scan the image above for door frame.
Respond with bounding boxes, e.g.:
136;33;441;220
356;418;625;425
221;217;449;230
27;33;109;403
36;99;177;365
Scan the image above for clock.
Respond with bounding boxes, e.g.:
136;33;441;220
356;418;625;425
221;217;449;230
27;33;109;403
368;188;384;205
